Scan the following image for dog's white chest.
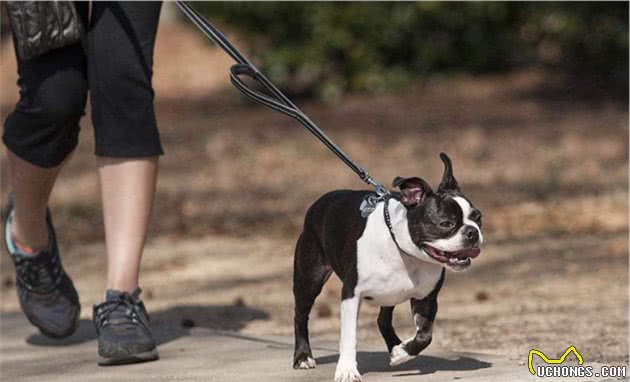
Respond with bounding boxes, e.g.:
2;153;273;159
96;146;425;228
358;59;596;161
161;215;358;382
354;204;444;306
356;250;443;306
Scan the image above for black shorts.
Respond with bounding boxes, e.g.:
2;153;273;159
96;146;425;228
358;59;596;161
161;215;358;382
3;1;163;168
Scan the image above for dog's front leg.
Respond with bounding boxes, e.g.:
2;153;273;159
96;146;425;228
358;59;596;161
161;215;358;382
335;295;362;382
389;296;437;366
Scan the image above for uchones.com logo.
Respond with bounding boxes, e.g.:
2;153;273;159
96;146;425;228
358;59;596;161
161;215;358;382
528;346;627;379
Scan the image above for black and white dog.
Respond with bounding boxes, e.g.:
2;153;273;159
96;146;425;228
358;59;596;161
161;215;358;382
292;153;483;382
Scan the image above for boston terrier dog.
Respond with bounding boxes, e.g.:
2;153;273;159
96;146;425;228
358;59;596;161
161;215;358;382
292;153;483;382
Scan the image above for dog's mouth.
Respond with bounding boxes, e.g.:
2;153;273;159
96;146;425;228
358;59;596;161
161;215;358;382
422;245;480;269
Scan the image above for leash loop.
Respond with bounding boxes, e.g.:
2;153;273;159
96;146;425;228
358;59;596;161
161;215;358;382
176;1;390;215
230;64;298;117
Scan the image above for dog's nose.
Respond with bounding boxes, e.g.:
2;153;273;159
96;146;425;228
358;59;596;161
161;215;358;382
464;226;479;244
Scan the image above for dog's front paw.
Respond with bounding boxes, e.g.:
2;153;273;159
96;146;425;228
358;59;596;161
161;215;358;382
294;356;317;369
334;363;362;382
389;340;416;366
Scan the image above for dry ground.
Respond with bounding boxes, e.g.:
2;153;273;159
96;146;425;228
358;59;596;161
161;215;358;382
1;21;628;369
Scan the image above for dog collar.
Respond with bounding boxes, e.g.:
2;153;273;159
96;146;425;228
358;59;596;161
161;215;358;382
383;197;406;254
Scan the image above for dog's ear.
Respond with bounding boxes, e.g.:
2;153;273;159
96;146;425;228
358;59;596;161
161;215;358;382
437;152;460;193
392;176;432;207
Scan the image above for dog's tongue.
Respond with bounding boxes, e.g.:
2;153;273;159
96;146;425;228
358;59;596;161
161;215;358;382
454;248;481;258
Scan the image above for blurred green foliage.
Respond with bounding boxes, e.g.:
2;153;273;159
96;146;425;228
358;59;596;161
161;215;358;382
193;2;628;100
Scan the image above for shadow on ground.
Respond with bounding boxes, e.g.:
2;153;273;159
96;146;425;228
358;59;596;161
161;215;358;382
317;352;492;376
25;304;270;346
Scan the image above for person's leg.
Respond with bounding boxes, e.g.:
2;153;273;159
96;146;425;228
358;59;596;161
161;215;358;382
89;2;163;294
2;28;88;337
3;36;88;251
94;155;159;364
98;156;158;292
6;151;61;251
88;1;162;365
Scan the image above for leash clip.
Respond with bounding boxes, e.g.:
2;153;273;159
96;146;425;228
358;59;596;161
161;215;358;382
360;175;391;218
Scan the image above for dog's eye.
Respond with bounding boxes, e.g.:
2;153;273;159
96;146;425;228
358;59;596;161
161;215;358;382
470;211;482;225
439;220;454;228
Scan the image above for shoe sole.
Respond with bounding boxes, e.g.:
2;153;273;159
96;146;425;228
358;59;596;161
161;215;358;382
97;348;159;366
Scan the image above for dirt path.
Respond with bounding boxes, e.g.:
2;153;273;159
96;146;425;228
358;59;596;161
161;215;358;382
168;231;621;365
0;311;543;381
1;231;626;365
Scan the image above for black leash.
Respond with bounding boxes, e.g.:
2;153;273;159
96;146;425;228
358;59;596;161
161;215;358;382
175;1;391;214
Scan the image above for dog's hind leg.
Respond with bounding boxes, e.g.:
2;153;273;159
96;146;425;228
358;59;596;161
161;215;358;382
377;306;402;353
293;231;332;369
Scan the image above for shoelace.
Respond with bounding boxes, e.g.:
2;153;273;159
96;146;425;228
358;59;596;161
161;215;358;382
94;293;150;333
14;253;63;293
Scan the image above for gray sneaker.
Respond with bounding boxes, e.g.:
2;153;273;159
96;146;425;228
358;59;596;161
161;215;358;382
93;288;159;366
4;195;80;338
